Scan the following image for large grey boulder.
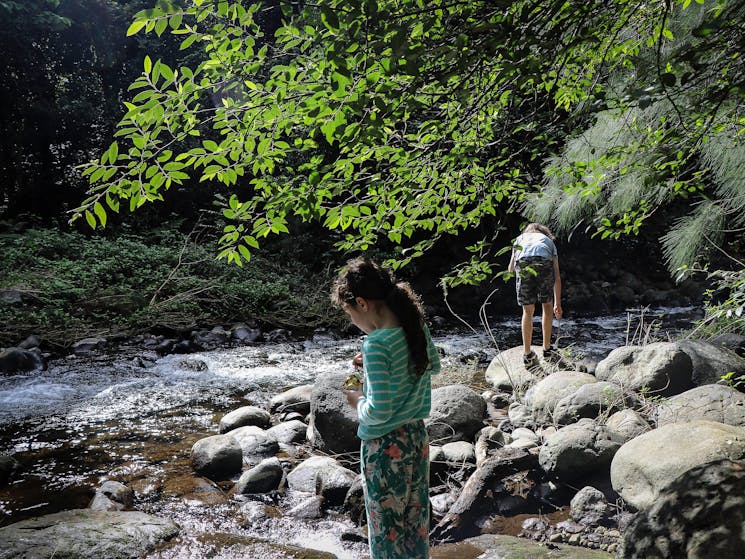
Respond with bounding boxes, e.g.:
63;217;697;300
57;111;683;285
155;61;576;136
595;342;694;397
190;434;243;479
654;384;745;427
524;371;598;424
484;347;543;391
234;457;284;494
266;419;307;445
554;381;637;425
269;384;313;415
538;418;621;482
620;459;745;559
286;455;358;507
426;384;487;444
0;509;179;559
610;420;745;510
228;425;279;465
307;373;360;454
676;339;745;387
218;405;271;433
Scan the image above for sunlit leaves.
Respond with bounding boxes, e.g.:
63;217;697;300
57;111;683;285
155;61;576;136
74;0;741;285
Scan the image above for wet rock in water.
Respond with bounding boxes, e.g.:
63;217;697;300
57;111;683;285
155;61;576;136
0;347;44;373
172;339;202;354
229;425;280;466
234;457;284;495
270;384;313;415
676;339;745;386
620;459;745;559
285;494;324;519
571;486;612;526
286;455;357;507
190;434;243;480
539;419;621;482
154;338;176;355
72;337;107;355
308;373;360;454
176;358;208;371
192;326;230;348
89;480;135;511
219;405;271;433
267;419;308;445
231;323;263;343
595;342;694;397
238;500;272;525
0;454;20;485
162;475;229;506
654;384;745;427
610;420;745;510
426;384;487;444
0;509;179;559
265;328;292;343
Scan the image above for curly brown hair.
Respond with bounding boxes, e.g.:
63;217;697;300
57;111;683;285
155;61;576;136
331;257;429;375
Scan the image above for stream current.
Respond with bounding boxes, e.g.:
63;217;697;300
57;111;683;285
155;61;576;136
0;307;702;558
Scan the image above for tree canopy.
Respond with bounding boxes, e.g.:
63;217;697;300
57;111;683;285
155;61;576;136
75;0;744;286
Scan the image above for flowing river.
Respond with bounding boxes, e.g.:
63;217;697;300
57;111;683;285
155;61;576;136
0;307;702;558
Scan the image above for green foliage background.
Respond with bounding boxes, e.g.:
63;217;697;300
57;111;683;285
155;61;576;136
0;227;338;347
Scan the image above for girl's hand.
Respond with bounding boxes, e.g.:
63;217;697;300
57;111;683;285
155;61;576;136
352;352;363;369
343;388;361;410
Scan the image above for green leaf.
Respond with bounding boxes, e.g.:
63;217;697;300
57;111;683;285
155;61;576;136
93;202;107;227
127;19;147;36
85;210;97;229
143;55;152;74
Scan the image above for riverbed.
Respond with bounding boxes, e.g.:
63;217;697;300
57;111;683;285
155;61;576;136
0;307;702;558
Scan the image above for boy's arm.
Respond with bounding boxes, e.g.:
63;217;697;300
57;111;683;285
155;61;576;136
552;256;563;319
508;251;516;273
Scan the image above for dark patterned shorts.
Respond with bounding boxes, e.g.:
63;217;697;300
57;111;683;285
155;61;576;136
515;256;554;306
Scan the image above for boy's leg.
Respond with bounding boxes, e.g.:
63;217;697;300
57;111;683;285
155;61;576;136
521;304;535;354
541;301;553;349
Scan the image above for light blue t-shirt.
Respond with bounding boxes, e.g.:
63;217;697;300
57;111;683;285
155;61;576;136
513;232;557;261
356;324;440;440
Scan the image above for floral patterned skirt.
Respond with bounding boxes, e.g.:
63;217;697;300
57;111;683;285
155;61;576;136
360;420;430;559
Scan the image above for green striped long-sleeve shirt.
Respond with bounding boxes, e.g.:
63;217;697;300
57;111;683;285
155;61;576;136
357;324;440;440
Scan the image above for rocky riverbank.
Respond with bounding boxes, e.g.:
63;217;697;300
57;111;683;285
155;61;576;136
2;326;745;558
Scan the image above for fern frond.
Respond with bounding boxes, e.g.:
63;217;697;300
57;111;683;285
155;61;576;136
702;129;745;226
661;200;726;273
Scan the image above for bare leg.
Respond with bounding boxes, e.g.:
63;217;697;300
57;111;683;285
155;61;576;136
521;304;535;354
541;301;553;349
